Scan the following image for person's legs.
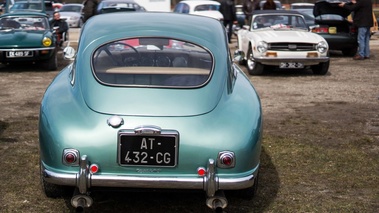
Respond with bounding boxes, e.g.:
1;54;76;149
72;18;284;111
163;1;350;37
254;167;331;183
227;20;233;43
358;27;370;57
363;27;370;58
357;27;368;57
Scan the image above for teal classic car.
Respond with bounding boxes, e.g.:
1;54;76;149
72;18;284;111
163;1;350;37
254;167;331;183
0;0;58;70
39;12;262;212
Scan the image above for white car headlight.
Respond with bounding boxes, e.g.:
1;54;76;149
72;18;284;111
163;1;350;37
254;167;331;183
316;41;328;53
257;41;268;53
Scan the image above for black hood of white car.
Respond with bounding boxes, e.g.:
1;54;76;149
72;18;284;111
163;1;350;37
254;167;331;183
313;0;351;18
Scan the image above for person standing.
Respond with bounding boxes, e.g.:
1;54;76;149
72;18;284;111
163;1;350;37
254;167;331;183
339;0;373;60
242;0;259;25
219;0;237;43
83;0;98;23
50;11;69;47
262;0;277;10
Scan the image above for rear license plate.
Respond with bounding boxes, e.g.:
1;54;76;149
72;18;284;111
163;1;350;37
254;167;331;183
6;51;33;58
329;27;337;34
280;62;304;69
119;133;178;167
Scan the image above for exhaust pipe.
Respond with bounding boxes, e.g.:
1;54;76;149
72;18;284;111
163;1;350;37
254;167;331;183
71;194;93;212
206;190;228;212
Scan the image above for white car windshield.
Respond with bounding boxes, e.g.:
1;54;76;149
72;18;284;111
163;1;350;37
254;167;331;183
252;14;307;30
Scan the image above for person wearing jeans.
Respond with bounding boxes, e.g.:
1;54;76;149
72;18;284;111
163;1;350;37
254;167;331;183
339;0;373;60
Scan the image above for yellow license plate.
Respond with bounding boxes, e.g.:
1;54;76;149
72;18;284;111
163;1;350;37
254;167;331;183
329;27;337;34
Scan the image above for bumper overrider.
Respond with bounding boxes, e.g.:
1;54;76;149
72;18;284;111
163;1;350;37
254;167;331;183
42;155;256;211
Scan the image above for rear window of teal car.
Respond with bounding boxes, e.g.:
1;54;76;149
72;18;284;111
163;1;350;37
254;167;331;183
93;37;213;87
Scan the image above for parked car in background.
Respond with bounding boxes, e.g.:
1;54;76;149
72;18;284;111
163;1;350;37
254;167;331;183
173;0;223;21
59;3;84;28
235;10;329;75
96;0;145;14
5;0;54;17
0;0;58;70
290;2;314;10
297;9;315;27
312;0;357;56
290;2;314;26
39;12;262;212
259;0;283;10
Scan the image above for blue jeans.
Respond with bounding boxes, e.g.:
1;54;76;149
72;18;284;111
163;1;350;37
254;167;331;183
357;27;370;57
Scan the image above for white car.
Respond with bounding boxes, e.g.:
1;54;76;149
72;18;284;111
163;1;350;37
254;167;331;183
59;3;84;28
173;0;223;21
290;2;314;10
235;10;329;75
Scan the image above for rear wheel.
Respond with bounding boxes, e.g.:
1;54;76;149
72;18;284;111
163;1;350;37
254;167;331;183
40;162;72;198
311;60;330;75
78;19;84;28
246;46;264;75
41;50;58;71
238;172;259;199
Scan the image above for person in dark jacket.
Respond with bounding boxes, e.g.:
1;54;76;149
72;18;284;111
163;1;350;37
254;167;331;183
50;11;69;47
83;0;98;23
219;0;237;43
262;0;276;10
242;0;260;25
339;0;373;60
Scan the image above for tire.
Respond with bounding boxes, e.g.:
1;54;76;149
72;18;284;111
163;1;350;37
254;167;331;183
40;162;72;198
246;46;264;75
238;172;259;200
311;60;330;75
342;46;358;57
78;19;84;28
41;50;58;71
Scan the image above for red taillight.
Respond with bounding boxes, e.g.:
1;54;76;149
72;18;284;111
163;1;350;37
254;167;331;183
220;153;234;166
197;167;206;176
90;164;99;174
65;153;76;163
62;149;79;165
312;27;329;33
64;152;77;164
218;151;235;168
350;26;357;33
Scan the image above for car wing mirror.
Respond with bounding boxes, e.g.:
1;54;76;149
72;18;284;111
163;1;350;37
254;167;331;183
63;46;76;60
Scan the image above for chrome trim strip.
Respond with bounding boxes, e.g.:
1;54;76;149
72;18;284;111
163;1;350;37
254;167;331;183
0;47;55;51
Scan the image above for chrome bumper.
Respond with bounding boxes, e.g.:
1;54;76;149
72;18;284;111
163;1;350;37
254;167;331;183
254;56;329;66
0;47;56;51
42;155;256;197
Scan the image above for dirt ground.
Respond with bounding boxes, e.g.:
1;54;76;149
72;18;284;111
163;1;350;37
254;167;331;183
0;29;378;212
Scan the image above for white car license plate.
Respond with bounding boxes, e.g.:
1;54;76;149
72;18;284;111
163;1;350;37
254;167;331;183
6;51;33;58
119;134;178;167
280;62;304;69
